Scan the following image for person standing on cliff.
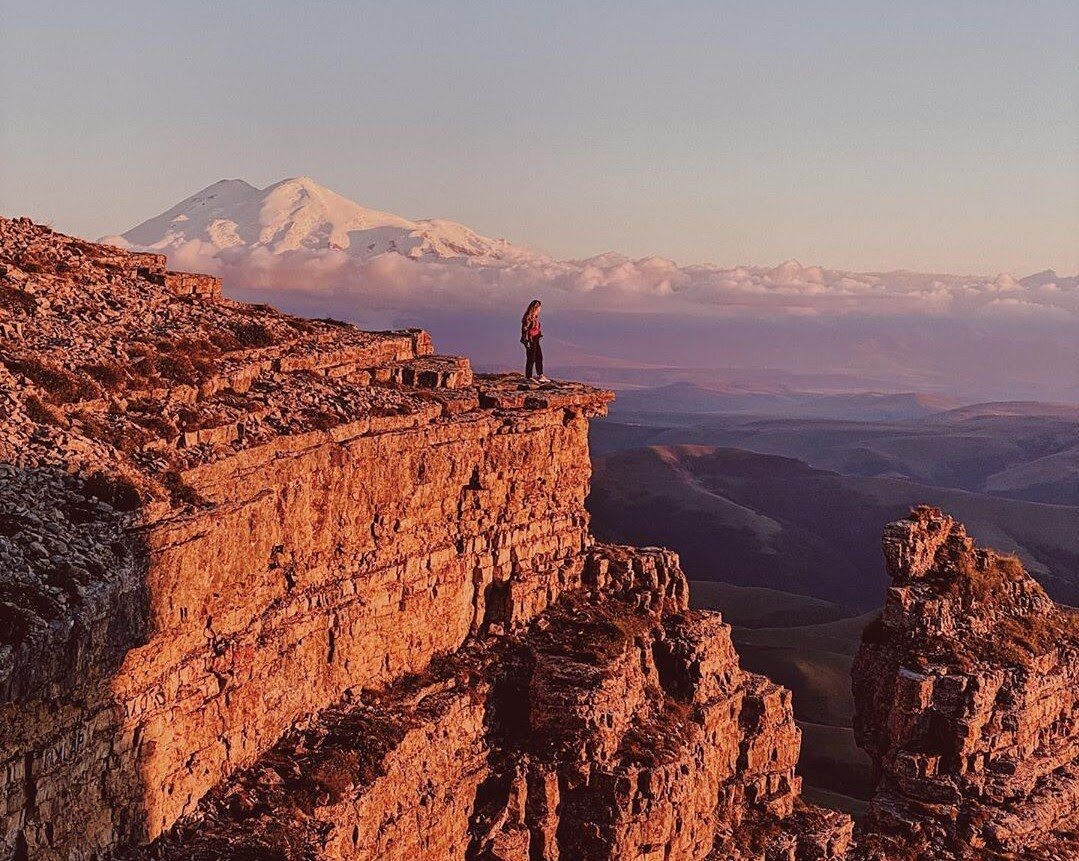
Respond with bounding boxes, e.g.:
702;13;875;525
521;299;549;382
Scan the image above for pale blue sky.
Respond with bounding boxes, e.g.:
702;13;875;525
1;0;1076;274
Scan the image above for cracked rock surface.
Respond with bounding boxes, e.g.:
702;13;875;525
852;507;1079;860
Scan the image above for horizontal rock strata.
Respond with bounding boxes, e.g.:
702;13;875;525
0;217;613;857
1;218;847;860
852;506;1079;860
10;218;1074;861
129;546;852;861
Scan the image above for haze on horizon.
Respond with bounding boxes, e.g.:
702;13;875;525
1;0;1077;277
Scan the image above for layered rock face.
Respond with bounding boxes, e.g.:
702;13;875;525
0;217;850;861
134;547;851;861
852;507;1079;860
0;216;603;858
8;216;1074;861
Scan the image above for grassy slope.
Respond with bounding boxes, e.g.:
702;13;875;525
590;445;1079;606
689;579;875;809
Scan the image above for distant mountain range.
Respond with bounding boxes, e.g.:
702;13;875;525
608;382;959;421
588;443;1079;607
110;177;536;264
597;395;1079;505
106;177;1077;304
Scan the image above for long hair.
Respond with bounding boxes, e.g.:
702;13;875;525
522;299;541;327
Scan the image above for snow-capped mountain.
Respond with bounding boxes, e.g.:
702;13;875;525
112;176;539;264
105;176;1077;328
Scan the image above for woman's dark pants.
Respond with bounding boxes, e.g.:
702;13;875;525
525;338;543;378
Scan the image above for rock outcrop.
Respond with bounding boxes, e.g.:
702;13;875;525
852;506;1079;860
5;216;1077;861
131;547;852;861
0;217;850;860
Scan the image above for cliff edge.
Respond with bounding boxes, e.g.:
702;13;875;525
4;216;1077;860
0;217;850;860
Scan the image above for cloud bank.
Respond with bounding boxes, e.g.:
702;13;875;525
93;234;1079;403
105;235;1078;324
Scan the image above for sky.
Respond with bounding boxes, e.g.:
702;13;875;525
1;0;1076;276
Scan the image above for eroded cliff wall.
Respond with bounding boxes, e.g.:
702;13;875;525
852;507;1079;860
129;546;852;861
0;216;611;856
0;218;849;860
7;217;1075;861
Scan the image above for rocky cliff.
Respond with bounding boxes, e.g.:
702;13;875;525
0;217;851;860
852;506;1079;860
2;217;1076;861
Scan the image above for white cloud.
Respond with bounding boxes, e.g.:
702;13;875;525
120;237;1079;323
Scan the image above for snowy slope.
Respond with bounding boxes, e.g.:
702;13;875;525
115;176;538;264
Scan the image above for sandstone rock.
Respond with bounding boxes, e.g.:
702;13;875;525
128;545;850;861
2;219;841;858
852;506;1079;859
0;217;612;858
16;218;1075;861
0;218;847;860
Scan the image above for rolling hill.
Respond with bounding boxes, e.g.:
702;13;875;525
593;401;1079;505
588;444;1079;607
611;382;957;421
690;582;875;812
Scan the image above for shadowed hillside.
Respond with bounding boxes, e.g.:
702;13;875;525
592;401;1079;506
589;445;1079;607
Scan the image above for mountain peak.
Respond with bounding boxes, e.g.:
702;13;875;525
770;259;805;278
117;177;535;263
267;175;329;195
194;178;259;197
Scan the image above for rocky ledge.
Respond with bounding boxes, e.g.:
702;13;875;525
130;546;852;861
1;218;849;860
852;506;1079;860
